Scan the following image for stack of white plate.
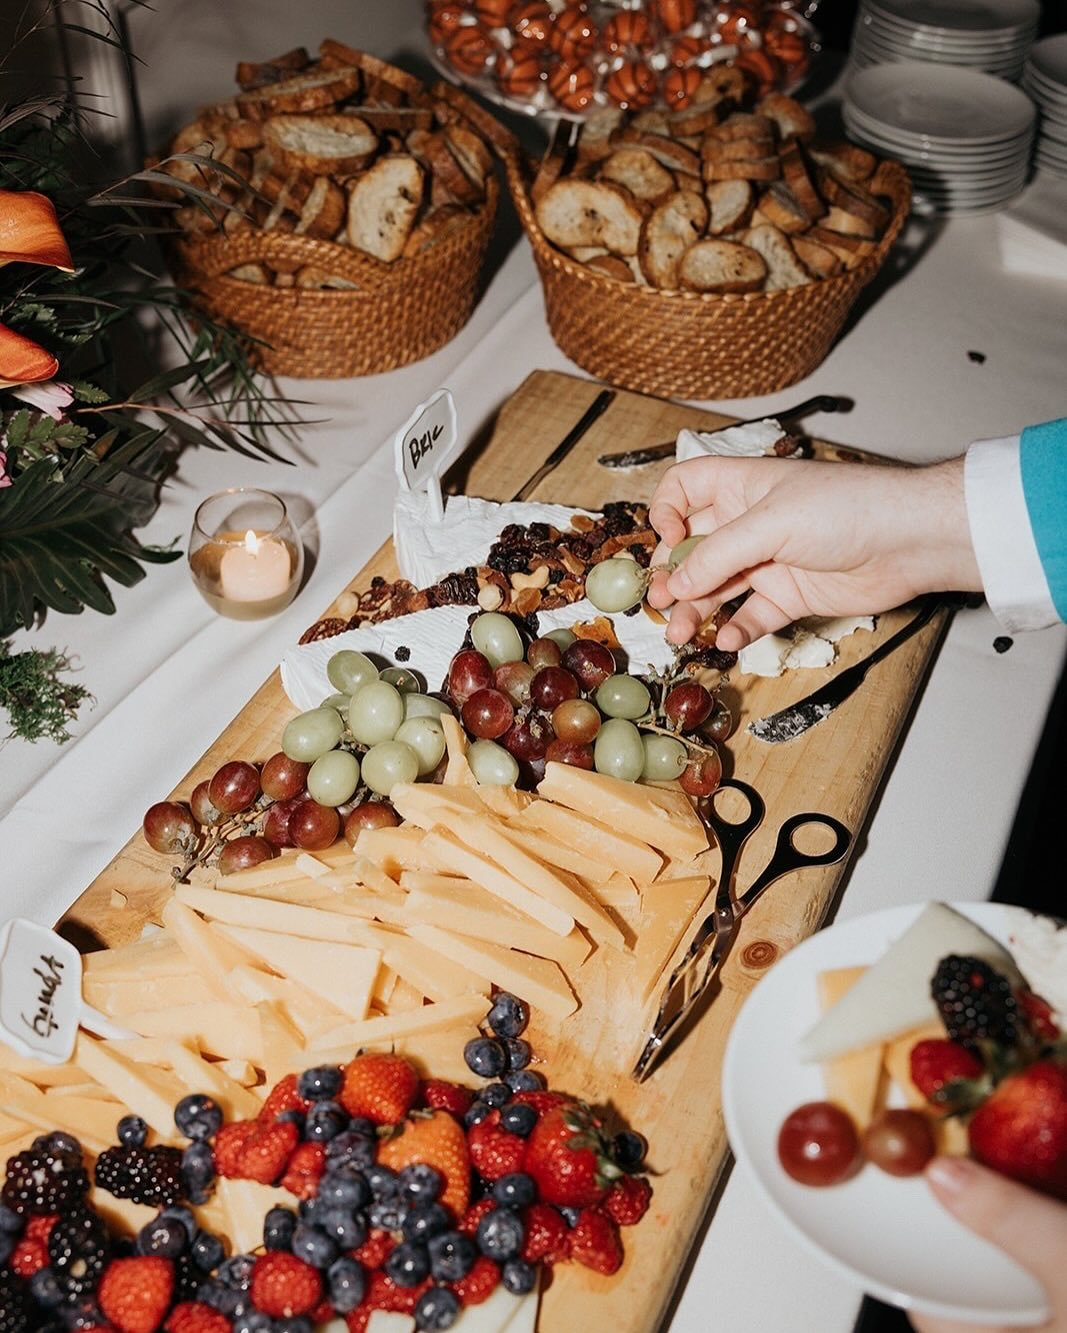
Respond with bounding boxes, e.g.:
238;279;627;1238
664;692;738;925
850;0;1040;83
843;62;1037;215
1023;34;1067;178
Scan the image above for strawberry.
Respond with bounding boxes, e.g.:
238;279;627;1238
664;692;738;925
259;1072;312;1123
98;1256;175;1333
523;1100;621;1208
10;1235;49;1278
449;1254;501;1305
1018;989;1061;1042
165;1302;231;1333
423;1079;474;1117
345;1312;371;1333
603;1174;652;1227
520;1202;569;1264
467;1109;526;1181
216;1119;299;1185
340;1052;420;1125
377;1108;471;1219
967;1058;1067;1200
568;1207;623;1275
280;1141;327;1199
350;1227;395;1269
908;1039;985;1109
250;1252;323;1318
510;1090;568;1119
459;1198;495;1237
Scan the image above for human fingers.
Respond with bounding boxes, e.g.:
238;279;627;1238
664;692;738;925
648;457;741;547
666;506;783;604
715;590;794;651
663;597;717;646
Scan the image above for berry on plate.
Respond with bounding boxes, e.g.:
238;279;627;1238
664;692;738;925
967;1058;1067;1200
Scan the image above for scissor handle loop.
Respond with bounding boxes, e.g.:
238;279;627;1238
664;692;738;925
699;777;766;882
736;811;852;913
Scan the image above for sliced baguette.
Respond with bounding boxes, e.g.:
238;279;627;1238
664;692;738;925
584;253;636;282
265;114;378;177
294;176;347;240
235;67;363;120
818;170;890;233
235;47;310;91
407;128;483;207
823;203;877;240
779;140;826;221
535;178;644;256
402;204;472;258
791;234;845;279
701;135;776;164
703;155;780;183
294;265;359;289
757;92;816;143
345;105;434;134
638;189;708;289
737;223;812;289
346;154;425;261
754;181;811;234
443;123;493;193
577;108;625;162
706;178;755;234
227;263;271;284
598;147;675;203
614;130;701;178
677;238;766;293
706;113;777;144
807;140;878;184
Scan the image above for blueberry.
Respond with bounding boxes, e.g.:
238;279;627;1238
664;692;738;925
482;1081;510;1108
368;1200;407;1232
0;1202;21;1232
345;1116;377;1137
365;1163;399;1200
197;1280;244;1316
326;1254;366;1313
0;1231;13;1266
476;1206;524;1261
297;1065;343;1101
415;1283;461;1330
501;1257;537;1294
402;1202;451;1244
30;1266;64;1308
304;1100;348;1144
499;1104;537;1137
58;1296;106;1329
233;1314;274;1333
319;1207;367;1251
492;1173;536;1209
291;1221;338;1269
559;1206;581;1228
274;1320;312;1333
116;1115;148;1148
137;1215;188;1259
191;1229;225;1272
398;1162;442;1204
218;1253;256;1289
181;1140;216;1186
464;1036;508;1079
385;1240;431;1288
318;1168;371;1211
160;1205;199;1242
464;1100;492;1127
325;1129;376;1170
277;1108;306;1132
504;1069;544;1094
298;1196;324;1224
34;1131;82;1161
487;993;528;1038
613;1130;648;1171
504;1037;531;1070
174;1093;223;1141
264;1205;297;1251
427;1229;477;1282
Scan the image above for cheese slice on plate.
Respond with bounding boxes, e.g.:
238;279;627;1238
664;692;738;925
799;902;1024;1062
817;967;884;1129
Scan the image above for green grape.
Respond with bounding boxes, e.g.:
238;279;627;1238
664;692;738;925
403;692;453;721
545;627;577;651
595;673;651;720
361;740;419;795
585;557;648;613
320;692;351;715
668;534;706;571
348;681;405;746
307;749;361;806
641;733;688;781
395;716;447;776
381;666;421;694
282;707;344;762
468;738;520;787
327;650;379;694
593;718;645;781
471;612;525;668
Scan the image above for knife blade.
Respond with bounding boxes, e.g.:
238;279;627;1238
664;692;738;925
512;387;616;501
596;393;847;468
747;595;947;744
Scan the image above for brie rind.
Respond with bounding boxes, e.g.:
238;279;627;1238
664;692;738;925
676;418;786;462
738;615;875;677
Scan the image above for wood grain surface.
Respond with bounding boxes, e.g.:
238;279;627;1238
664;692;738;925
63;370;948;1332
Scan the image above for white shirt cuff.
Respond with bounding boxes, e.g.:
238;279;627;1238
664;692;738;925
964;436;1059;633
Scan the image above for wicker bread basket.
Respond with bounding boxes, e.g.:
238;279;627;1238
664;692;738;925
469;103;912;400
166;56;498;380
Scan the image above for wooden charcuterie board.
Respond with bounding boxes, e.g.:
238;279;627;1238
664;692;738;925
63;370;948;1332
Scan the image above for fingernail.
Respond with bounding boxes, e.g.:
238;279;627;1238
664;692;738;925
926;1156;974;1196
670;568;691;595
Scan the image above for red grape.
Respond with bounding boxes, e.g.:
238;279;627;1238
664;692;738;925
502;713;553;762
678;749;722;797
344;801;400;846
664;681;713;732
288;798;341;851
462;688;515;740
526;637;562;671
777;1102;862;1186
208;760;260;815
530;666;579;711
562;640;615;690
545;739;595;769
262;798;299;848
702;703;734;743
261;751;311;801
494;660;535;706
448;649;494;704
189;780;222;827
552;698;601;744
863;1110;936;1177
142;801;198;855
217;835;274;875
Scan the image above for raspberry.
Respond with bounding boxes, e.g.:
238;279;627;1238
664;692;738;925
212;1122;252;1177
164;1302;231;1333
250;1251;323;1318
280;1141;326;1199
423;1080;474;1117
344;1312;371;1333
449;1254;501;1306
215;1119;298;1185
458;1199;495;1237
259;1073;311;1123
520;1203;569;1264
603;1174;652;1227
24;1213;58;1243
350;1228;395;1269
569;1208;623;1275
98;1256;175;1333
364;1268;429;1315
94;1145;184;1207
9;1235;48;1278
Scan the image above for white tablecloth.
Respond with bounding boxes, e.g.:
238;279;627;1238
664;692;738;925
3;10;1067;1330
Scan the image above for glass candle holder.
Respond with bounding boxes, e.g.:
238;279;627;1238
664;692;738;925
188;489;303;621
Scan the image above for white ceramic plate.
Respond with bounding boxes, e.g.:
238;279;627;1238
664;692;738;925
843;108;1032;155
867;0;1039;36
847;62;1036;142
1029;33;1067;87
722;901;1050;1327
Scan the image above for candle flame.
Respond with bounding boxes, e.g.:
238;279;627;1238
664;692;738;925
242;529;260;555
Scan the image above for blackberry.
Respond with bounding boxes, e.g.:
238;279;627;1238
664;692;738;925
932;955;1019;1050
2;1143;89;1216
0;1269;32;1333
94;1144;184;1207
47;1208;110;1302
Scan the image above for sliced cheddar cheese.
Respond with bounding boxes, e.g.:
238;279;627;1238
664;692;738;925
513;801;662;885
817;966;884;1130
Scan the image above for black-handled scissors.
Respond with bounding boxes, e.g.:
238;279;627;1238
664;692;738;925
632;778;852;1082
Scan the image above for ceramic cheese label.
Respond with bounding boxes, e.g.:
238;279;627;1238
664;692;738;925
0;917;83;1063
394;388;458;520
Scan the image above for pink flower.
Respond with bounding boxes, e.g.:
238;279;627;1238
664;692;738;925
10;379;74;419
0;450;12;488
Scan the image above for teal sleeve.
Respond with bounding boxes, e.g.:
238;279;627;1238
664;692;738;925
1019;418;1067;623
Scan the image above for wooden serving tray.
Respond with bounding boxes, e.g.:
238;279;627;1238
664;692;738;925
65;370;947;1332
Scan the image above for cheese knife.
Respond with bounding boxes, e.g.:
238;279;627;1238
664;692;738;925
747;595;947;744
512;387;616;501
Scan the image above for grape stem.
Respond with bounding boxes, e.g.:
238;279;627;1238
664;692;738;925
169;807;263;882
637;716;721;760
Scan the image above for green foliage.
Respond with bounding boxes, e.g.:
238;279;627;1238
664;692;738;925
0;640;93;744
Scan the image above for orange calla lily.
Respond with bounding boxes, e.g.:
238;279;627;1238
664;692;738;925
0;322;59;388
0;190;74;272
